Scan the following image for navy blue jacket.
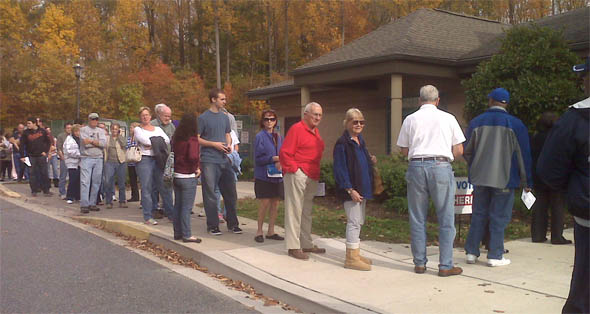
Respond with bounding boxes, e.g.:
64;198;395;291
537;99;589;220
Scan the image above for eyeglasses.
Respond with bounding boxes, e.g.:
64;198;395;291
263;117;276;122
90;118;99;121
352;120;365;126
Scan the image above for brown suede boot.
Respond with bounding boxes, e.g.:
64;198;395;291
358;247;372;265
344;248;371;271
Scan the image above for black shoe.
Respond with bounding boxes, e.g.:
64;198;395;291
230;226;243;234
127;198;139;202
254;235;264;243
89;205;100;211
53;179;59;188
532;237;548;243
208;227;222;236
551;237;572;245
43;191;53;197
182;237;202;243
153;210;164;219
174;235;182;240
80;207;90;214
31;192;38;197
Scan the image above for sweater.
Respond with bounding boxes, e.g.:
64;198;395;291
173;137;200;175
279;120;324;180
254;130;283;183
20;127;51;157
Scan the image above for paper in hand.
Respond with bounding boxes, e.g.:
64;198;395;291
23;157;31;167
521;190;536;210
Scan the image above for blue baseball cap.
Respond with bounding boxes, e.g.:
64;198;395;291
488;88;510;104
572;57;589;73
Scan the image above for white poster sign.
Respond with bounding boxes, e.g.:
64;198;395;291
454;177;473;214
240;131;249;144
236;120;243;130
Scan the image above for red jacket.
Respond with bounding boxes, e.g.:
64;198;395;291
280;120;324;180
173;136;200;174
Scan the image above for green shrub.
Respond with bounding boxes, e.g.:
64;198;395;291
239;157;254;181
320;161;336;193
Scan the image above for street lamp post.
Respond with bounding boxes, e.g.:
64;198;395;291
73;63;83;120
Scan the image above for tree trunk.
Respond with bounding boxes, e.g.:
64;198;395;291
284;0;289;75
226;37;230;83
214;0;221;89
187;0;194;67
341;1;345;47
144;0;156;48
267;3;273;83
177;0;185;66
196;1;204;76
508;0;515;24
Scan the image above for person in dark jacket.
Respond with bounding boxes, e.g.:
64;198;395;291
253;109;284;243
171;113;201;243
538;59;589;314
333;108;376;271
20;117;52;196
530;112;571;244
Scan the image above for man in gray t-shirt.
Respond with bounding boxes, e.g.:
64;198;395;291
198;88;240;235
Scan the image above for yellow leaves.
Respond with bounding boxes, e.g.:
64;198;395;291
0;1;27;43
36;4;78;58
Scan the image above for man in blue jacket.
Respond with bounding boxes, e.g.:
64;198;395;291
463;88;533;267
538;58;589;314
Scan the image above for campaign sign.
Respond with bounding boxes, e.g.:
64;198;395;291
455;177;473;214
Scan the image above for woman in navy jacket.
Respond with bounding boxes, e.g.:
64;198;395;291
333;108;376;271
253;109;284;243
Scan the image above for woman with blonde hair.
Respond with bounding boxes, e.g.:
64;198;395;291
134;107;170;225
333;108;376;271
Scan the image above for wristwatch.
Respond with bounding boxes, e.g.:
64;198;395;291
346;189;353;195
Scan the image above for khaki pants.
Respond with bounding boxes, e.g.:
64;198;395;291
284;169;318;250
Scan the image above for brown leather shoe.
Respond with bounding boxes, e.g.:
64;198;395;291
302;246;326;254
438;266;463;277
288;249;309;260
414;266;426;274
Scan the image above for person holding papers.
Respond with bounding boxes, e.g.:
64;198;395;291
253;109;284;243
463;88;533;267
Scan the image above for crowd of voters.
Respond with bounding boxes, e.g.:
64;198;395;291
1;59;588;313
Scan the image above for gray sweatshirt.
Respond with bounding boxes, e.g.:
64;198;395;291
80;126;106;158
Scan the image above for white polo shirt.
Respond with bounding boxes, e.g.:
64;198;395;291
396;104;465;161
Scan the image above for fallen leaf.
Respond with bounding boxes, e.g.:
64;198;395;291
484;290;495;293
493;310;505;313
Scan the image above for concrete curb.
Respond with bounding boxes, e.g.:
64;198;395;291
0;184;22;198
78;216;377;314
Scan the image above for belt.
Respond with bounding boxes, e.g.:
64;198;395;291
410;157;450;162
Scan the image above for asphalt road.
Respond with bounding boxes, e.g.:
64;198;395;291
0;202;257;314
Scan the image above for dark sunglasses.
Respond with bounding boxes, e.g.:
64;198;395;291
90;118;99;121
263;117;277;122
352;120;365;126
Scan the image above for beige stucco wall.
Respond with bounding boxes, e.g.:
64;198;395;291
266;76;469;160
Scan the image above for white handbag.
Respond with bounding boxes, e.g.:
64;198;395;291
125;146;142;163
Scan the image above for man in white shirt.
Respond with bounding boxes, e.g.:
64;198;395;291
396;85;465;277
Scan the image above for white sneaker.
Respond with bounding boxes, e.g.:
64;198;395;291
66;200;73;204
487;257;511;267
466;254;478;264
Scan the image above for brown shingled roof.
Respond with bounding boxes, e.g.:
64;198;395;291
292;8;510;75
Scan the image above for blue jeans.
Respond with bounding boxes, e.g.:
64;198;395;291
13;152;28;180
152;171;173;217
464;186;515;260
104;161;127;205
48;155;59;179
406;160;456;270
80;158;103;207
59;158;67;195
563;221;589;314
201;161;239;230
173;177;197;239
136;156;162;220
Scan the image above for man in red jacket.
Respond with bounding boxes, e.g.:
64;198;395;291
280;102;325;260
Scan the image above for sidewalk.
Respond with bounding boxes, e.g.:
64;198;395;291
1;181;574;313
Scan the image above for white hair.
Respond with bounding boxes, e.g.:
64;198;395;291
154;103;170;115
419;85;439;103
304;102;321;113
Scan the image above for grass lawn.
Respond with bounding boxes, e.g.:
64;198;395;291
236;196;533;245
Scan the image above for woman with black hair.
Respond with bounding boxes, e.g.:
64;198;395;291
172;113;202;243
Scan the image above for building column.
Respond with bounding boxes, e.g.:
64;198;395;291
300;86;310;118
390;74;402;154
